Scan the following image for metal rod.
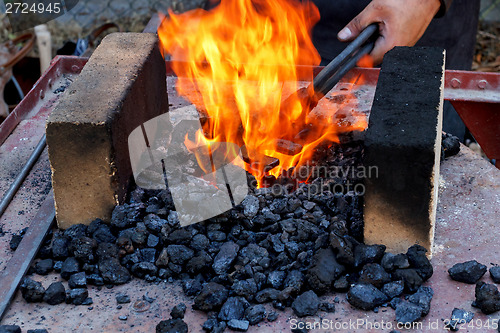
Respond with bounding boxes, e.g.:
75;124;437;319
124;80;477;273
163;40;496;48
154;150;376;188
0;190;55;321
312;24;378;93
0;134;47;218
318;42;375;97
11;75;25;100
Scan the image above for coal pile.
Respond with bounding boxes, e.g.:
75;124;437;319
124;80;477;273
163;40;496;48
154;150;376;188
17;140;444;331
444;259;500;324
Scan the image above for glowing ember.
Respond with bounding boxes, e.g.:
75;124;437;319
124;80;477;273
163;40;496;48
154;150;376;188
158;0;368;187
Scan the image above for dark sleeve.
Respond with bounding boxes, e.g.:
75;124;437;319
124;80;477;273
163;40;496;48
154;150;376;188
436;0;453;17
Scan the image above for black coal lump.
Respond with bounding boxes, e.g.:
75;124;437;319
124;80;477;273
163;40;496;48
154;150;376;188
391;269;424;293
193;282;229;312
170;303;187;319
267;311;278;322
319;302;336;313
445;308;474;331
156;318;188;333
381;280;404;299
131;262;158;279
407;286;434;316
244;304;266;325
139;248;156;263
68;272;87;289
65;288;89;305
381;253;410;272
395;301;423;325
448;260;487;284
202;318;217;332
358;263;391;289
474;281;500;314
20;277;45;302
64;223;88;240
442;133;460;158
116;293;131;304
353;244;386;268
329;232;355;266
333;275;350;292
182;279;203;296
87;274;104;286
306;248;345;294
218;297;249;321
111;203;143;229
92;223;116;244
254;288;280;303
9;233;23;251
490;266;500;283
231;279;258;301
0;325;21;333
212;242;239;275
51;233;70;259
98;258;131;285
291;290;319;317
346;283;389;311
34;259;53;275
227;319;250;332
390;297;402;310
406;245;433;281
267;271;287;290
166;245;194;265
60;257;80;280
43;282;66;305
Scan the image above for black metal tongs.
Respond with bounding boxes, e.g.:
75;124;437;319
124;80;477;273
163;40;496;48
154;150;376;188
279;23;378;128
312;23;378;97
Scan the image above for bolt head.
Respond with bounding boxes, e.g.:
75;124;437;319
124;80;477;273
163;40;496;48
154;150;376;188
450;78;461;88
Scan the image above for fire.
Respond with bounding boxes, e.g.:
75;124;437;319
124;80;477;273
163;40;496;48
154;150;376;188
158;0;368;187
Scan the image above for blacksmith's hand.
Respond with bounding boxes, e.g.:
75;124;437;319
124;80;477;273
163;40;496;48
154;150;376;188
337;0;441;65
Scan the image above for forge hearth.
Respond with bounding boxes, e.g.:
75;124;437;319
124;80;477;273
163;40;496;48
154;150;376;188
31;37;454;332
1;36;500;332
44;32;445;260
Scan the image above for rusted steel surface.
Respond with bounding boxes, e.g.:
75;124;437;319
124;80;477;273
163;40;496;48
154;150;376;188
0;56;86;145
452;101;500;164
445;70;500;103
0;191;54;321
0;57;82;275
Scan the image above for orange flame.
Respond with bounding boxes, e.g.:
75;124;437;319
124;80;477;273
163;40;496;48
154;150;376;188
158;0;368;187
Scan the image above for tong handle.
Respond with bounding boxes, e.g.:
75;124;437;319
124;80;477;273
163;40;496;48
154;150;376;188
312;23;378;95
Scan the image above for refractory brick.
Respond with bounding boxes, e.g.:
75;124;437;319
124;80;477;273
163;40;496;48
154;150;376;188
46;33;168;229
363;47;445;256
